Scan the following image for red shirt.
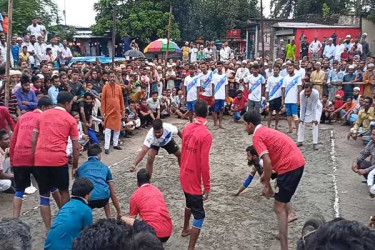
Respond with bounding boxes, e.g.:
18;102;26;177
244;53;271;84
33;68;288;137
253;125;305;175
232;96;247;110
10;109;42;167
34;107;79;167
180;117;212;195
334;90;344;109
129;184;173;238
0;106;15;133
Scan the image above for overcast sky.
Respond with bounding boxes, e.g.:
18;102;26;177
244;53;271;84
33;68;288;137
55;0;271;28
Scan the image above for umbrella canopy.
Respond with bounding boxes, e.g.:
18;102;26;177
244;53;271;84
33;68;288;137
124;49;145;58
144;39;181;53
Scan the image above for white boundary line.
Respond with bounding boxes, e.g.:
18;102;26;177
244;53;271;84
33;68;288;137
330;130;340;218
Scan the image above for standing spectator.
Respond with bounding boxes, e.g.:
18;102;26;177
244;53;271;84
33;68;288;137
285;40;296;60
101;71;125;155
60;40;72;66
180;100;212;250
322;38;336;65
14;75;38;113
34;36;46;68
0;105;15;134
310;62;325;97
300;37;309;59
190;43;198;63
10;36;19;67
343;65;356;100
361;33;370;61
26;17;46;39
2;13;8;34
363;63;375;97
19;46;30;64
220;42;230;61
235;60;250;90
309;36;322;60
32;91;80;233
48;75;59;106
129;169;173;243
203;44;212;60
210;41;218;61
165;65;176;90
182;42;190;63
276;39;286;59
335;38;345;62
197;45;206;61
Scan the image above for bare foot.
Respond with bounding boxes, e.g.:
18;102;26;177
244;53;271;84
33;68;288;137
219;125;225;129
288;213;298;223
181;229;191;237
213;126;219;130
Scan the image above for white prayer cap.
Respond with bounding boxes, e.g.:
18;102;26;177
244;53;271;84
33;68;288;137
363;33;368;36
52;70;59;76
9;70;16;76
242;60;247;64
13;70;22;75
145;66;150;70
315;62;322;66
167;64;172;68
172;63;176;66
368;63;375;68
120;64;126;69
255;57;260;61
264;62;268;66
37;74;44;79
346;35;351;38
236;61;241;65
156;66;162;70
282;63;286;66
353;87;360;91
286;60;292;64
348;65;355;69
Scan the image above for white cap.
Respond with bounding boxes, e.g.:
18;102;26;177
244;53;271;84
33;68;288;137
13;70;22;75
37;74;44;79
236;61;241;65
157;66;162;70
167;64;172;68
120;64;126;69
353;87;360;91
315;62;321;66
255;57;260;61
172;63;176;66
242;60;247;64
346;35;351;38
264;62;268;66
52;70;59;76
9;70;16;76
280;39;284;42
368;63;375;68
348;65;355;69
145;66;150;70
363;33;368;36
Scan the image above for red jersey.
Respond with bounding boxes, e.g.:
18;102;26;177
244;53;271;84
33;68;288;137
334;90;344;109
34;107;78;167
10;109;42;167
253;125;305;175
180;117;212;195
129;184;173;238
232;96;247;111
0;106;15;133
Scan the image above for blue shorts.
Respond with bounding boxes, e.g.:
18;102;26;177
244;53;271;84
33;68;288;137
214;100;225;112
187;101;196;111
285;103;298;116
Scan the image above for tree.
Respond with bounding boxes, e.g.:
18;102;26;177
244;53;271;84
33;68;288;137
0;0;59;36
49;25;76;41
92;0;181;43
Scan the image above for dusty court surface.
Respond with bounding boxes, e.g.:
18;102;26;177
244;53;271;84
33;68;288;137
0;116;372;249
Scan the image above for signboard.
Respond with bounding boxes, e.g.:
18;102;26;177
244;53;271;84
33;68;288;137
227;29;241;38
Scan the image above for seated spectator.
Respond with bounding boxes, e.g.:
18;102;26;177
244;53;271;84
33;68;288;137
346;95;364;124
45;178;94;250
47;74;59;106
147;91;160;120
0;218;31;250
231;90;247;121
127;100;141;129
79;92;94;134
14;75;38;113
348;96;374;140
139;99;153;127
331;97;356;124
352;128;375;178
354;67;364;83
127;169;173;243
30;75;42;92
0;129;14;193
18;46;30;64
76;144;122;219
132;85;147;103
66;112;88;158
73;218;163;250
171;89;188;119
321;94;334;124
160;96;170;118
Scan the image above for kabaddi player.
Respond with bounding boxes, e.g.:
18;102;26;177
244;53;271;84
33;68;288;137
244;110;305;250
180;100;212;250
130;119;182;176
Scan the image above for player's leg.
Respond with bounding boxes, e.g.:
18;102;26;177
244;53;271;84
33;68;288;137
285;104;293;133
267;108;273;128
12;167;32;218
286;202;298;222
187;195;205;250
146;148;158;177
55;165;70;207
275;112;280;130
312;123;319;148
182;192;192;237
274;200;288;250
50;187;61;208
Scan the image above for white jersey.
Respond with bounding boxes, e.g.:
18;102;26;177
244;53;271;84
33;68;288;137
282;74;302;104
143;123;178;147
245;74;265;102
299;89;323;122
212;73;228;100
266;75;284;100
184;75;200;102
199;71;214;97
294;68;305;79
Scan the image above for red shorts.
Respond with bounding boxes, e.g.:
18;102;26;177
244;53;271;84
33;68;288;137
199;94;214;107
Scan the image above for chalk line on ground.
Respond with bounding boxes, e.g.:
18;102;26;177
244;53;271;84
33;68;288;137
330;130;340;218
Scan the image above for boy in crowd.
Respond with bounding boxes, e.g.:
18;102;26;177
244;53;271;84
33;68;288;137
231;90;247;121
76;144;122;219
139;98;153;127
44;178;94;250
0;129;14;193
147;91;161;120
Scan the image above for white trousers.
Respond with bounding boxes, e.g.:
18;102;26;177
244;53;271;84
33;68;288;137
104;128;120;149
298;123;319;144
0;158;11;191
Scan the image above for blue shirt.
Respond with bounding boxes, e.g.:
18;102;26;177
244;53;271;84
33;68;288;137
14;88;38;111
48;85;59;105
76;157;113;200
10;44;20;61
328;70;345;83
44;197;92;250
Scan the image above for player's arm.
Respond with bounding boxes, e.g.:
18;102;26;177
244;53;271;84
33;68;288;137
31;130;39;153
260;153;274;198
130;145;149;172
108;181;122;219
201;134;212;200
234;167;257;196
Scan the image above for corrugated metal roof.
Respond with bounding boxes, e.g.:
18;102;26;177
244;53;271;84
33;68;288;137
273;22;359;28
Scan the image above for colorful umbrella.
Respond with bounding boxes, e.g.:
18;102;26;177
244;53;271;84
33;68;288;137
144;39;181;53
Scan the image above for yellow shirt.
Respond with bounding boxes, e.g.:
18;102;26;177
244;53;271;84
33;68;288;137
182;46;189;60
310;70;326;85
353;107;375;133
19;52;30;62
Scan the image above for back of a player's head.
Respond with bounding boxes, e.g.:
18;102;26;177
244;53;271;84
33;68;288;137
300;219;375;250
88;144;102;157
195;99;208;118
37;96;52;109
137;169;150;186
0;218;31;250
57;91;73;105
71;178;94;198
246;145;258;156
152;119;163;131
73;218;163;250
243;110;261;126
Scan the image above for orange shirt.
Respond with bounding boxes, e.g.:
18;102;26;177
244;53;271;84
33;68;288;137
342;102;356;111
34;107;78;167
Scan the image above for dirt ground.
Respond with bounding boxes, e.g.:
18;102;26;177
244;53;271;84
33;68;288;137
0;116;372;250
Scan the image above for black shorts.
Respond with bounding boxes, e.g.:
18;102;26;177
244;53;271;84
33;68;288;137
33;165;69;195
150;139;179;155
269;97;282;112
275;166;304;203
13;167;33;191
184;192;205;220
88;198;109;209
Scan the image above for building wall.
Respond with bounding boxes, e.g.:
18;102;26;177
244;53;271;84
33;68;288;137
362;18;375;55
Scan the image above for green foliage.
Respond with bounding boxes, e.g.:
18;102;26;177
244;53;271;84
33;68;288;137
271;0;349;18
0;0;59;36
322;3;330;18
48;25;76;41
92;0;180;43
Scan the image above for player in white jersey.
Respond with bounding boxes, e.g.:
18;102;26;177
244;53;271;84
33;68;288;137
212;62;228;129
265;65;284;130
198;62;215;110
184;65;200;123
